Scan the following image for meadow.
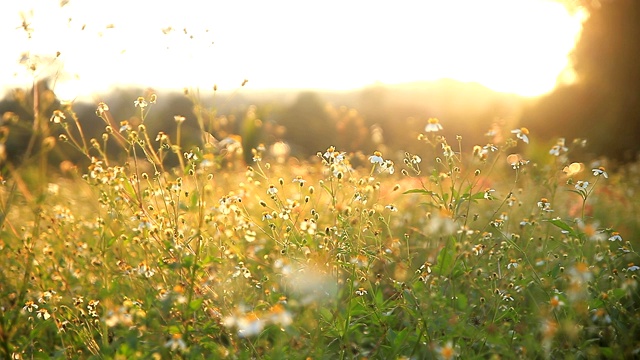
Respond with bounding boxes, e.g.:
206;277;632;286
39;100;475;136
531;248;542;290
1;91;639;360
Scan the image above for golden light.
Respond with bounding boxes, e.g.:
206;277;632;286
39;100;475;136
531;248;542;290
1;0;585;99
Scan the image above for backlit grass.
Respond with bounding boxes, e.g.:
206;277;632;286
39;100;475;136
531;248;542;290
1;93;639;359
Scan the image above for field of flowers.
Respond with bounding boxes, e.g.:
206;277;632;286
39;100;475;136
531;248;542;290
1;93;639;359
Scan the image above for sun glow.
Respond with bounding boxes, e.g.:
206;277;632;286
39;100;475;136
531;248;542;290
1;0;585;98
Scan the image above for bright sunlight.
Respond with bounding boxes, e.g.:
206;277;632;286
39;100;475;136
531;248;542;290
1;0;585;98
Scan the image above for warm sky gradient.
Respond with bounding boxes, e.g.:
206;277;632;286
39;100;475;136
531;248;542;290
1;0;586;99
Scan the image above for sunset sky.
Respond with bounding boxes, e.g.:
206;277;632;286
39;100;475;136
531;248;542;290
1;0;586;99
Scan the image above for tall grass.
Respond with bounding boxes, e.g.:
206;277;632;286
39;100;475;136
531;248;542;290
1;91;639;360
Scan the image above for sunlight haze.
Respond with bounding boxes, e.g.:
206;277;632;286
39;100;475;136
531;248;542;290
1;0;585;99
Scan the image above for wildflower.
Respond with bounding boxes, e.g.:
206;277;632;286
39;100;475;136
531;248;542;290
472;244;484;256
164;333;187;352
174;115;186;123
351;254;369;267
355;287;368;296
549;138;568;156
575;180;589;191
134;97;147;108
87;299;100;311
537;198;552;212
619;246;631;254
323;146;346;164
380;159;395;174
437;340;455;360
156;132;168;142
23;301;38;312
292;176;306;186
119;120;131;133
511;127;529;143
268;304;293;327
262;212;273;221
300;219;317;234
608;232;622;242
96;102;109;116
416;262;432;277
490;218;504;228
442;143;454;158
410;154;422;164
266;185;278;195
569;262;593;283
425;117;443;132
507;259;518;270
38;290;56;304
483;188;495;200
501;292;515;301
473;145;488;160
385;204;398;212
368;151;384;164
576;220;607;241
592;166;608;178
549;295;564;309
591;308;611;324
628;263;640;272
37;309;51;320
223;312;264;338
506;154;528;169
50;110;66;123
484;143;498;152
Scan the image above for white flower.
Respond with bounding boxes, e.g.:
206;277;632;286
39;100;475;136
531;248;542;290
483;189;495;200
592;167;608;178
50;110;66;123
507;154;529;169
164;333;187;351
292;176;306;185
484;143;498;152
425;117;443;132
37;309;51;320
380;159;395;174
608;232;622;242
511;127;530;144
355;287;368;296
134;97;148;108
368;151;384;164
549;138;568;156
267;185;278;195
537;198;552;212
575;180;589;191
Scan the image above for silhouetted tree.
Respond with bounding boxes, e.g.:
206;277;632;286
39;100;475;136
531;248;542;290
523;0;640;161
277;92;336;158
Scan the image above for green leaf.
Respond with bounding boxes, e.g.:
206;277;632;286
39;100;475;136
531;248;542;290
546;218;578;237
189;298;204;311
469;191;486;201
455;293;468;310
403;189;433;195
189;190;199;208
432;236;456;276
